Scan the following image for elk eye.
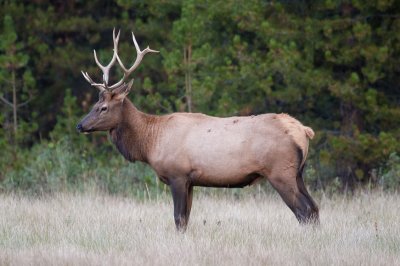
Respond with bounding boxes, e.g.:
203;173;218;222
100;106;108;112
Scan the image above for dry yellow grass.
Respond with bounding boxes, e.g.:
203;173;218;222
0;190;399;265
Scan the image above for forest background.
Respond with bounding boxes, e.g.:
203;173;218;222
0;0;399;196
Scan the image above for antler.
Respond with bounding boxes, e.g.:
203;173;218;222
115;32;159;83
81;29;159;92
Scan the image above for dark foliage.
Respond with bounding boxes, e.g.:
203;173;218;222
0;0;399;194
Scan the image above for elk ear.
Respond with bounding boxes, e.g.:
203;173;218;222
112;80;133;101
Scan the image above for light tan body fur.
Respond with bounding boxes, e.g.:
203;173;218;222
150;112;312;188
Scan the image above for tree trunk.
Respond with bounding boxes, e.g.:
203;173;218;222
12;70;17;137
184;42;193;112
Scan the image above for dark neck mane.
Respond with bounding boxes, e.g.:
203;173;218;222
109;99;162;163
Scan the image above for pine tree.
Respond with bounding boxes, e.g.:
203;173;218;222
0;15;36;146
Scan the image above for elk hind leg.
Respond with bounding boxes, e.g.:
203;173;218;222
267;170;319;225
296;166;319;224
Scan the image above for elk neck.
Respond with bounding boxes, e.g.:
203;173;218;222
109;99;162;163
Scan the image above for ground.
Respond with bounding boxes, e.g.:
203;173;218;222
0;190;399;265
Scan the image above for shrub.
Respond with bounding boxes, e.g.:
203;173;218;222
378;153;400;192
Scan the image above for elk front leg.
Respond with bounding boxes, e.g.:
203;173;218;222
170;179;193;232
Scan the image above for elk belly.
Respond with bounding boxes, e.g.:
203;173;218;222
185;131;265;187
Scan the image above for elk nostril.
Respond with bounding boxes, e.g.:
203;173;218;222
76;123;83;132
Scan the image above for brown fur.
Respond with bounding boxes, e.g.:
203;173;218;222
109;102;163;163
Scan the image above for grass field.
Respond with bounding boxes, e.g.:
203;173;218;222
0;189;399;265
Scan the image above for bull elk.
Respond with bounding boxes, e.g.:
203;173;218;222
77;29;319;231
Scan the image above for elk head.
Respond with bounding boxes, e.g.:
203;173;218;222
76;29;158;133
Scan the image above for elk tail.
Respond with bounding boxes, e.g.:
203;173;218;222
303;126;315;140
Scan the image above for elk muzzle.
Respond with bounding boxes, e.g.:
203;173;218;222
76;115;95;134
76;122;92;134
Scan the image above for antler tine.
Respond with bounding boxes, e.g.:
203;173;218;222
93;28;121;87
81;71;106;92
115;31;159;80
